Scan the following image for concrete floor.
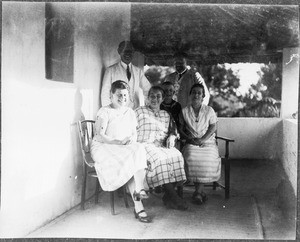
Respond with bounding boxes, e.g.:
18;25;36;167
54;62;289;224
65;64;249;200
28;159;297;240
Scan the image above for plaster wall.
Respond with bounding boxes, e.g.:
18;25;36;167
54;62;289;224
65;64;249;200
281;47;299;119
281;119;298;195
217;118;282;160
1;2;131;237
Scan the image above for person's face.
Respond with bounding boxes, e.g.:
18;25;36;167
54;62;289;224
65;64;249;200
111;88;129;108
190;87;204;105
163;85;175;100
148;89;164;110
118;46;134;65
174;57;187;73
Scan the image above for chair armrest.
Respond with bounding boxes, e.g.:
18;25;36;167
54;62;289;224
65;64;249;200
216;136;234;160
216;136;235;143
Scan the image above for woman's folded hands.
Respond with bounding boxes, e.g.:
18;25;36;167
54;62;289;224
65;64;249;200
186;137;205;146
114;136;135;145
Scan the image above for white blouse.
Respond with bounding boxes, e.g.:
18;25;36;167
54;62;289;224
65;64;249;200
181;104;217;143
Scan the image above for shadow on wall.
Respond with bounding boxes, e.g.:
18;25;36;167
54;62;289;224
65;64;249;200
45;3;74;83
276;178;296;220
71;88;86;198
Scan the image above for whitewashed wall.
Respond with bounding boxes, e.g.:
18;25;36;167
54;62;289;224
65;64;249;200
217;118;282;160
281;47;299;119
1;2;131;237
282;119;298;195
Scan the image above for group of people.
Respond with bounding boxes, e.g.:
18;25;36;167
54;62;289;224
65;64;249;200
90;41;221;223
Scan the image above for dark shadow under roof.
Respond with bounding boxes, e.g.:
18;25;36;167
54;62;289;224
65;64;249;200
130;3;299;65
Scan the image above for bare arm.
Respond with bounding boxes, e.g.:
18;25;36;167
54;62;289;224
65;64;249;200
195;72;210;105
194;122;217;146
178;111;192;140
94;110;125;145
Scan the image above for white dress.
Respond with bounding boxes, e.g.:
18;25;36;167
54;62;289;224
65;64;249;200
91;106;147;191
181;105;221;183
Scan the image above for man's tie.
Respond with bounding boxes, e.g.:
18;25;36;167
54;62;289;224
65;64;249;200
178;73;182;80
127;65;131;81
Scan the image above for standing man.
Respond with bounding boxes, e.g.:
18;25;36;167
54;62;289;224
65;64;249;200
101;41;151;109
164;52;210;108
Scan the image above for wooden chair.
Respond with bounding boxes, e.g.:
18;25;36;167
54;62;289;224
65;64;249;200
178;135;234;199
77;120;129;214
213;135;235;199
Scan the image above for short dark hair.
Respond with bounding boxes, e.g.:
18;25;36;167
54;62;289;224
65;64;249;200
148;85;165;98
173;52;188;59
161;81;174;87
189;83;206;98
118;41;134;52
110;80;130;94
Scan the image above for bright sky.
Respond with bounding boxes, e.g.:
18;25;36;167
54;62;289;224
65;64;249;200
224;63;264;95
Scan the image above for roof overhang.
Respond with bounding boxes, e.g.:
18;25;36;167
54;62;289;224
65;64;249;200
130;3;299;65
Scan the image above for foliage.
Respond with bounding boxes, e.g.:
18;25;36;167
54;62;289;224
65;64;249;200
144;62;282;117
200;64;244;117
144;65;174;86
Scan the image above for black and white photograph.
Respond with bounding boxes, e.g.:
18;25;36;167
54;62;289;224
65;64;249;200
1;0;299;240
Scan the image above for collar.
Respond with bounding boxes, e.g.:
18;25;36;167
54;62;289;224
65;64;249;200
161;100;175;107
177;68;187;75
120;61;131;69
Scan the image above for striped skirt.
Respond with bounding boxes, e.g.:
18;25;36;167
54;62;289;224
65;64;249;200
182;143;221;183
145;144;186;188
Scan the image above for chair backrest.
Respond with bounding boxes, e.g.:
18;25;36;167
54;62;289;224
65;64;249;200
77;120;95;167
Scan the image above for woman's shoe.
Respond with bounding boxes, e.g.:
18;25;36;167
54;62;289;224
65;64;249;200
200;192;207;202
134;209;152;223
133;189;149;201
162;193;169;205
192;192;204;205
163;193;188;211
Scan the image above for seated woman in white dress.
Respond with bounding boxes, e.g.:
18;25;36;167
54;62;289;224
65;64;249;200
178;83;221;205
135;86;188;211
91;80;150;223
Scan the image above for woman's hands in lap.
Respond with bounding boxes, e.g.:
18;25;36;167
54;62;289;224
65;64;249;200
187;137;205;147
111;136;135;145
121;136;135;145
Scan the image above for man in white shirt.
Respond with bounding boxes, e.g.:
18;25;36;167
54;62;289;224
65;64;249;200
164;52;210;108
101;41;151;109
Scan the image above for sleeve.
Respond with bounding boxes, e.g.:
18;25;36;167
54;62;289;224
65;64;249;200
175;102;182;116
139;72;152;99
168;114;178;137
208;107;218;125
178;110;186;133
178;110;191;140
94;108;109;142
195;71;210;106
163;74;170;83
134;108;141;133
101;68;112;107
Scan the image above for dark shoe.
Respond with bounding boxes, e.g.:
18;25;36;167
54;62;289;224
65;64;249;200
177;186;183;198
192;192;207;205
163;193;188;211
133;189;149;201
134;209;152;223
162;193;169;205
154;186;164;194
200;192;207;202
